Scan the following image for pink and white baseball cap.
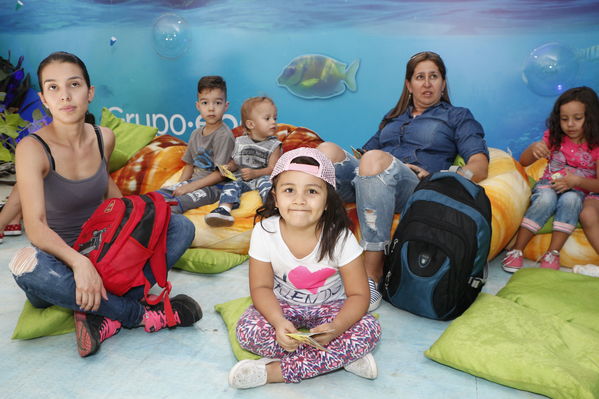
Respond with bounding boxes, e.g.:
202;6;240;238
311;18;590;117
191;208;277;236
270;147;337;188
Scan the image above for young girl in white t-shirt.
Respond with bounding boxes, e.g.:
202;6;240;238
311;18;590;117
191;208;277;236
228;147;382;389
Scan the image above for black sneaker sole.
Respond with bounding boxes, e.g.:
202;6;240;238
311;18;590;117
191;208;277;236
75;312;100;357
204;214;234;227
170;294;203;326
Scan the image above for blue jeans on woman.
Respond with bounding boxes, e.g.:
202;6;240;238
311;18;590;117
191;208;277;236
334;152;420;251
12;214;195;328
521;180;584;234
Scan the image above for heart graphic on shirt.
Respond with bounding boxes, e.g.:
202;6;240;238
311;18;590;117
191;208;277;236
287;266;337;294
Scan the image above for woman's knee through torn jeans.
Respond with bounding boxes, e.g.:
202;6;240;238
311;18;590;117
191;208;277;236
10;213;195;328
334;151;420;251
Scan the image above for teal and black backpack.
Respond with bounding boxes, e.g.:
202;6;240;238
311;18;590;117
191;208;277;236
382;172;492;320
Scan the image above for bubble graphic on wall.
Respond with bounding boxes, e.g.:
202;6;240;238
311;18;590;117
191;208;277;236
152;14;191;59
522;42;578;97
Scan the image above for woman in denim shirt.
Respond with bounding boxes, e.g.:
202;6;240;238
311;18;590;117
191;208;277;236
318;51;489;311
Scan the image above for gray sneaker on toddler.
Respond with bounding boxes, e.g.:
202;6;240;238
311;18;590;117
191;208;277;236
205;206;234;227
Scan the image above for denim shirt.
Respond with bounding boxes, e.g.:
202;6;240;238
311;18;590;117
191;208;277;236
362;101;489;174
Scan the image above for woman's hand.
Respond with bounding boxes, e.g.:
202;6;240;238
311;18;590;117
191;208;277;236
240;168;256;181
552;173;580;193
530;141;551;160
72;257;107;312
274;319;300;352
407;164;430;179
310;322;340;347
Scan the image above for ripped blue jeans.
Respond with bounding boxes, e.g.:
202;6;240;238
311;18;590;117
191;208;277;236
10;214;195;328
334;152;420;251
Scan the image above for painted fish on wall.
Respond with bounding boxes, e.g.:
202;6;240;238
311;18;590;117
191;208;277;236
277;54;360;99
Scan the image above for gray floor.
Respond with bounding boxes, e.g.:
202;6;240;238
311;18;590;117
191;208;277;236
0;231;545;399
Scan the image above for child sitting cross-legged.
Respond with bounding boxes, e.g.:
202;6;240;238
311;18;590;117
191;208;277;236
205;96;282;227
158;75;235;214
228;148;381;389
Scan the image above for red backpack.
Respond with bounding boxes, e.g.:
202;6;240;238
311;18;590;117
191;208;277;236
73;191;177;327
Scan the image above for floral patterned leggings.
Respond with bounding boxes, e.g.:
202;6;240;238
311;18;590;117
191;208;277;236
236;299;381;383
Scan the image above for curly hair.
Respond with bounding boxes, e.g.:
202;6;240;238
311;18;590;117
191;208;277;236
546;86;599;150
255;156;352;262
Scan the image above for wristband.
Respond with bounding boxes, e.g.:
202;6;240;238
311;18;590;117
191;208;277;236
448;165;474;180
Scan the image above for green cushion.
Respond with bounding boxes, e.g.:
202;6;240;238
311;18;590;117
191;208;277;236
173;248;248;274
100;107;158;172
425;269;599;399
214;297;260;361
497;268;599;333
12;300;74;340
452;155;465;167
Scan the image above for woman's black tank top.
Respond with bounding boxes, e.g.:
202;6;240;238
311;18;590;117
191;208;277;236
30;126;108;246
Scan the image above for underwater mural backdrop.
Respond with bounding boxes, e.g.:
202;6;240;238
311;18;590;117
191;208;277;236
1;0;599;159
277;55;360;99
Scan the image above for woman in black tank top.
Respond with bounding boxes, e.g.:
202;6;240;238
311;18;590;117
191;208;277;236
9;51;201;357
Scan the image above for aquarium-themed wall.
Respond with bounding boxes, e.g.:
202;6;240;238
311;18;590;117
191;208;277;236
1;0;599;158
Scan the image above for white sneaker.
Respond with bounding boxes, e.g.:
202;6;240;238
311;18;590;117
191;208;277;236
573;264;599;278
228;357;277;389
344;353;377;379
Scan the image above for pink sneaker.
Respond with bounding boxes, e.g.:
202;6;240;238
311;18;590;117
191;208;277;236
75;312;122;357
501;249;523;273
143;294;202;333
4;223;22;236
539;250;560;270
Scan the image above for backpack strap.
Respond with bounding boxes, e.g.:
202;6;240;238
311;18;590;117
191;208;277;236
142;192;177;327
468;261;488;289
429;171;480;199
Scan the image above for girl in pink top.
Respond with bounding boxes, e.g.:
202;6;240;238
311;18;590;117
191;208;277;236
502;86;599;272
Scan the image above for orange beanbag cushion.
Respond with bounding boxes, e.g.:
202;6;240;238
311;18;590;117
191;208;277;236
161;124;325;253
479;148;531;260
111;135;186;196
113;127;530;265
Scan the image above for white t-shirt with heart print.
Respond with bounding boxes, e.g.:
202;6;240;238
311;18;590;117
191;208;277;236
249;216;363;307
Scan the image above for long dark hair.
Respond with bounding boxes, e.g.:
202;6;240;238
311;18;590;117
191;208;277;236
255;156;352;262
379;51;451;130
546;86;599;150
